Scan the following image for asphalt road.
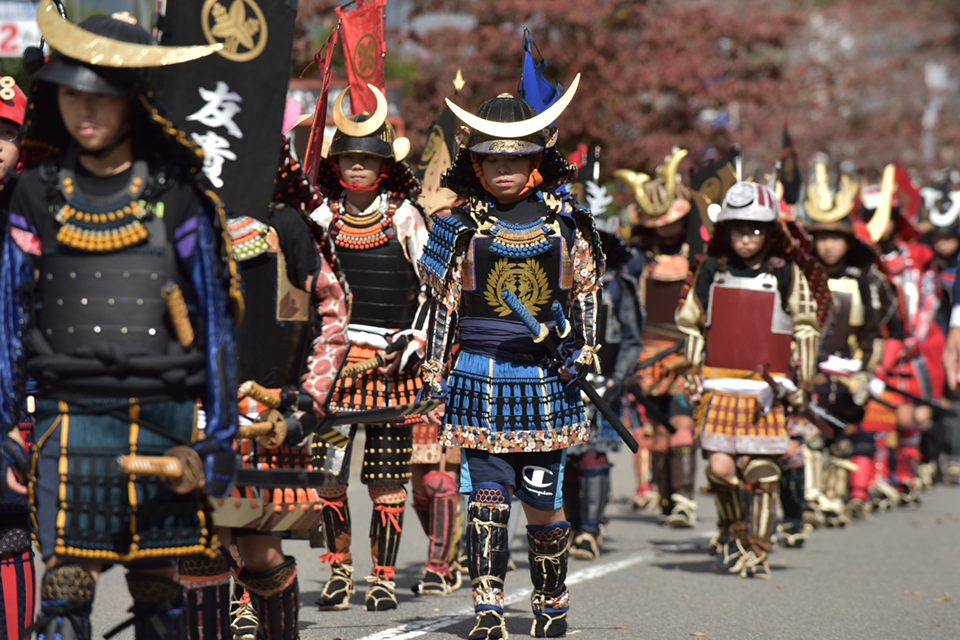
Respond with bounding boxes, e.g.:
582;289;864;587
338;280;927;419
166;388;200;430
64;435;959;639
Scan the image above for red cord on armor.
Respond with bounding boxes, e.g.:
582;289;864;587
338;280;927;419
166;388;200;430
318;496;347;520
371;564;396;580
319;552;349;565
374;503;404;533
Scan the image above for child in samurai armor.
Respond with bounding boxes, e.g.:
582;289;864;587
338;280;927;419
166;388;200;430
678;181;826;578
419;76;603;638
0;76;35;640
857;165;945;505
1;7;241;639
802;164;894;526
309;85;431;611
615;148;702;528
179;125;352;640
565;210;642;561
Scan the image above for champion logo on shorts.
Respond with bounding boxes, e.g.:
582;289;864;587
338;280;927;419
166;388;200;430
522;465;555;496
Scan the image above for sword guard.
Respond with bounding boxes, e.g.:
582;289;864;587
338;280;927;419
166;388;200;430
238;409;288;449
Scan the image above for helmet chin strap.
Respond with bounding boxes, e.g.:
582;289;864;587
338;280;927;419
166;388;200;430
79;121;131;160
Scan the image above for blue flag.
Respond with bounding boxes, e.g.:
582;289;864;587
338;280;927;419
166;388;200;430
518;30;563;116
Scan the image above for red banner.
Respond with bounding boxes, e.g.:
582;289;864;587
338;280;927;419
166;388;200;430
336;0;386;115
304;28;339;182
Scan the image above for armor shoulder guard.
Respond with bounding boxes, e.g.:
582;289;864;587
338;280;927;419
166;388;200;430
417;209;475;295
563;197;606;277
227;216;271;262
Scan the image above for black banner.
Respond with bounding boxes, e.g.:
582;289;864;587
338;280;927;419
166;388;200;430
155;0;298;219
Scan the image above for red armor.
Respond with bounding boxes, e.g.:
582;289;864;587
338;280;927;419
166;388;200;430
704;272;794;374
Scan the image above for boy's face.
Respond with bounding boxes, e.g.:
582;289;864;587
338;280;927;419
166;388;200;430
337;152;383;189
480;153;533;200
814;231;849;266
930;231;960;259
57;86;129;153
729;220;767;261
0;117;20;179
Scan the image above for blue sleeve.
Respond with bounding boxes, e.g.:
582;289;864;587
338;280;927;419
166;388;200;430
953;273;960;320
187;211;238;449
0;231;32;432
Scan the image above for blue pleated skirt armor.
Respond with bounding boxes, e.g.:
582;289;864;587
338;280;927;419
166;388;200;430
440;351;589;453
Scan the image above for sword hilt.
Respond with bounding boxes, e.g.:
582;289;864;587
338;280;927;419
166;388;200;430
239;380;281;409
161;282;195;348
115;446;203;494
501;290;549;343
551;301;571;339
338;334;412;379
237;409;288;448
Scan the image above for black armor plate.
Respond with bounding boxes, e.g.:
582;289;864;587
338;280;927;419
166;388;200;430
337;233;419;328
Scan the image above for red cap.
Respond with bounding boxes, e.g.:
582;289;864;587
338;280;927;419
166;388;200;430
0;77;27;126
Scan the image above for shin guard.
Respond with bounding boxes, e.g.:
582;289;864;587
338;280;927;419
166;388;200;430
744;459;781;558
422;472;459;573
850;455;874;502
466;483;510;616
367;485;406;611
527;521;570;638
779;465;805;526
239;556;298;640
30;564;94;640
124;573;188;640
651;450;671;515
179;552;231;640
706;470;742;531
1;546;36;640
577;453;610;536
315;484;355;610
317;485;352;566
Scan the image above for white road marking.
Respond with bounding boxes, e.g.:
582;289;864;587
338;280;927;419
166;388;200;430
355;552;656;640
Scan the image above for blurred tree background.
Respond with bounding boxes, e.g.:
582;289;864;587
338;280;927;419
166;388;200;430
292;0;960;183
44;0;960;182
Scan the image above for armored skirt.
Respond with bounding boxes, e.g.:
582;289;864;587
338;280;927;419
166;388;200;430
313;339;418;485
694;369;790;456
31;398;216;563
441;350;588;453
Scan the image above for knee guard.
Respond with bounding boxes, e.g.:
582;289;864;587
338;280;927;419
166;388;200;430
527;521;570;638
238;556;298;640
179;552;231;640
421;471;459;572
2;546;37;640
317;484;352;566
466;483;511;614
31;564;94;640
706;470;742;530
577;454;610;535
124;573;188;640
744;458;781;555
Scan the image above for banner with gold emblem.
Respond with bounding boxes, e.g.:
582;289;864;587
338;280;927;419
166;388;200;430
335;0;386;116
154;0;297;219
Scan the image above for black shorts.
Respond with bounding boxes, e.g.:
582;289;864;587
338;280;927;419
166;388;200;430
460;448;566;511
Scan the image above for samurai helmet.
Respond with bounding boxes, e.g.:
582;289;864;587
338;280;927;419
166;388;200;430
614;148;691;227
446;74;580;155
29;0;220;96
802;163;858;233
0;77;27;126
716;181;779;223
326;84;410;161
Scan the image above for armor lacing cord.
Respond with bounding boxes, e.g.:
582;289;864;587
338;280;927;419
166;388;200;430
370;565;396;581
375;503;405;533
319;552;349;565
317;495;347;521
472;518;507;558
